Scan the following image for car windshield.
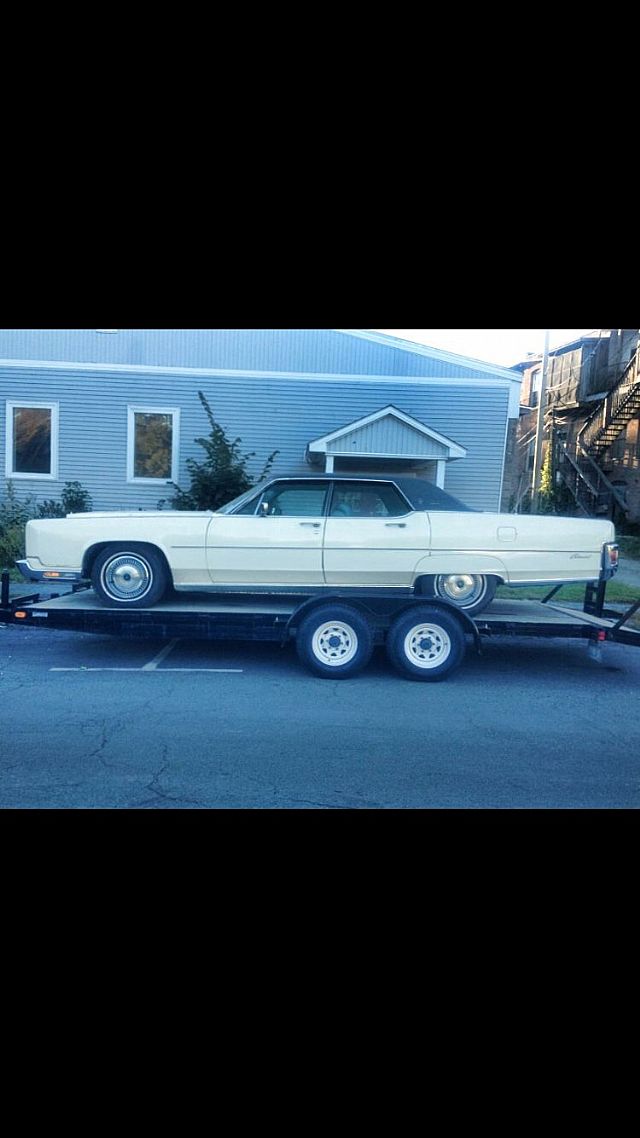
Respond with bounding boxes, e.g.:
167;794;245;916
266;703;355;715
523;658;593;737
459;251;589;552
215;484;267;514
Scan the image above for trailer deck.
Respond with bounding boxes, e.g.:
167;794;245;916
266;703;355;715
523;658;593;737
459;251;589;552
2;570;639;679
8;588;638;636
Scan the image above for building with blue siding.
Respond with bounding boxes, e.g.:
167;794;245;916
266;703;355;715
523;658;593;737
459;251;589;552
0;329;522;512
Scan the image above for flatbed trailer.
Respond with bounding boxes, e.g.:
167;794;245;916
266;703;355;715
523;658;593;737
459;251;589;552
1;570;639;681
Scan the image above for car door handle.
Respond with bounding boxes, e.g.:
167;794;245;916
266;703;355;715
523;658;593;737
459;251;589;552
385;522;407;528
299;522;321;528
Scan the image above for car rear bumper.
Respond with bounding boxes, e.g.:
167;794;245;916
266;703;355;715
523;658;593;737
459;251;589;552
16;559;84;584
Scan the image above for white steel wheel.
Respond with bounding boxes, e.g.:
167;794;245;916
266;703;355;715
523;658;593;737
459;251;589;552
312;621;359;667
386;605;466;681
296;604;375;679
433;573;496;616
92;544;169;608
404;621;452;670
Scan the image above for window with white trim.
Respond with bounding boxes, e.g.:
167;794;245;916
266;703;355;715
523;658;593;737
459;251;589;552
5;401;59;479
127;406;180;483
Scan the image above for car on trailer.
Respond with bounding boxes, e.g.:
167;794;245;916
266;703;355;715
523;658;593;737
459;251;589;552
17;474;619;621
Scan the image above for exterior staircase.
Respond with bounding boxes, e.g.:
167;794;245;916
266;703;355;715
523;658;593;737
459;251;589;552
579;347;640;462
558;344;640;518
557;448;625;516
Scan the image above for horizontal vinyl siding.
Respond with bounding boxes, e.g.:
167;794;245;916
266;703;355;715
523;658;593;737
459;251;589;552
0;329;520;384
1;367;509;512
0;329;406;374
328;419;449;458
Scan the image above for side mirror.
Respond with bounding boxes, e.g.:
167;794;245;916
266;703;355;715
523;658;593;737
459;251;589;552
258;500;270;517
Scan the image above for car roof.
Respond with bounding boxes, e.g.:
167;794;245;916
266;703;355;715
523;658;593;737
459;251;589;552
266;474;475;512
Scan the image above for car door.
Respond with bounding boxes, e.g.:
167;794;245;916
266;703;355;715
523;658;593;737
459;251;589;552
205;480;330;585
322;480;430;586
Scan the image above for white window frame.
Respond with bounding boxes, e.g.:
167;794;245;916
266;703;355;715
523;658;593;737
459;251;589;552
5;400;59;480
127;405;180;484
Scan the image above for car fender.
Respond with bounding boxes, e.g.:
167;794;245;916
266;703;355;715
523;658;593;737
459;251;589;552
413;552;509;583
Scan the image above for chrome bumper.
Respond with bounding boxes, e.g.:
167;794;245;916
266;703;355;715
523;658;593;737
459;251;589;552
16;559;84;584
601;542;619;581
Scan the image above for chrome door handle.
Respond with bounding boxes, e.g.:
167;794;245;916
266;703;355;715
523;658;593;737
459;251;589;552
385;522;407;528
299;522;321;528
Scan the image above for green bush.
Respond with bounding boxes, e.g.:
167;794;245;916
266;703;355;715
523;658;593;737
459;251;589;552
0;479;93;568
37;499;66;518
60;481;92;514
37;482;93;517
0;482;36;568
160;391;279;511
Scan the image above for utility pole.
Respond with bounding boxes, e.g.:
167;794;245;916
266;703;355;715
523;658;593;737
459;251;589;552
531;328;551;513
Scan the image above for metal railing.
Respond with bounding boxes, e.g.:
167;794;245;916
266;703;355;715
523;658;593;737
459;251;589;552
579;346;640;455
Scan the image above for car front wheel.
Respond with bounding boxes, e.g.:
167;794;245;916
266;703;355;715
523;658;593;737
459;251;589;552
91;544;170;608
432;573;497;616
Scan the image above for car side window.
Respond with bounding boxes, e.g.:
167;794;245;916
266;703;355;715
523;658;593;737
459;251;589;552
259;483;330;517
329;482;409;518
235;494;263;515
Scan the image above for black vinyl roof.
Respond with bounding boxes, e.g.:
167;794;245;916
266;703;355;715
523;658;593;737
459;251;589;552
266;475;476;512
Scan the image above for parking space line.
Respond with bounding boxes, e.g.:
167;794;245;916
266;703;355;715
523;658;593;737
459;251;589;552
48;638;245;673
142;639;180;670
49;667;244;673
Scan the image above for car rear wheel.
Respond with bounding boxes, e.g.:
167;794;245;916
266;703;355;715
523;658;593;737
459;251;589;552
91;544;170;608
432;573;497;616
295;604;374;679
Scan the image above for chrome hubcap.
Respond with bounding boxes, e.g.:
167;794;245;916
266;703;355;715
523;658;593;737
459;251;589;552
312;622;358;666
102;554;152;601
436;574;486;607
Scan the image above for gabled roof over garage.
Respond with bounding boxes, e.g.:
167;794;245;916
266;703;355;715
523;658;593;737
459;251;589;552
307;405;467;461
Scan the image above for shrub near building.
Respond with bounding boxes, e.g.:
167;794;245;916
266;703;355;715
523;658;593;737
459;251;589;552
0;480;92;573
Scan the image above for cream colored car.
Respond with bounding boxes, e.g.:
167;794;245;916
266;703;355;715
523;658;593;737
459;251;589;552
18;476;619;616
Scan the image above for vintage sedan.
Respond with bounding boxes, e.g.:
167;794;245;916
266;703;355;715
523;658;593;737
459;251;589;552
17;475;619;616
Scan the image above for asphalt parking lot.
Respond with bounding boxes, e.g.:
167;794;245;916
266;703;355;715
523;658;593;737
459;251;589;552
1;618;640;809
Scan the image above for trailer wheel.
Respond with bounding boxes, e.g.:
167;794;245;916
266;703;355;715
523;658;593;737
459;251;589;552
92;544;170;608
386;605;466;681
295;604;374;679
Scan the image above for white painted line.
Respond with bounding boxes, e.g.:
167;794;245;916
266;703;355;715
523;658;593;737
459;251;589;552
50;667;244;673
142;639;180;670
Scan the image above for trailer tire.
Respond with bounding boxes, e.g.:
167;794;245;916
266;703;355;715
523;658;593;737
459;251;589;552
295;604;374;679
386;605;466;681
92;544;170;608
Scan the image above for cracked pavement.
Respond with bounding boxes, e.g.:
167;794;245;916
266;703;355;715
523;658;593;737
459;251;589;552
1;622;640;808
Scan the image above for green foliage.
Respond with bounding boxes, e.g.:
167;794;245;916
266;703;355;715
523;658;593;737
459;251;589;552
0;482;36;568
0;479;92;567
37;499;66;518
37;481;93;518
60;481;93;514
161;391;279;511
536;448;575;516
537;449;555;514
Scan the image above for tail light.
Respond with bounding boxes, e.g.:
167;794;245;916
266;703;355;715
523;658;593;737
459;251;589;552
604;542;619;571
